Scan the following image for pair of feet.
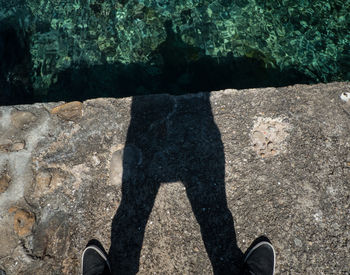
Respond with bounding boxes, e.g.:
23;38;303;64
81;236;275;275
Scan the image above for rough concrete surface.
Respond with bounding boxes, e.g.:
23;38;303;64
0;82;350;274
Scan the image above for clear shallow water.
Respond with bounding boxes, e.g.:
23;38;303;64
0;0;349;105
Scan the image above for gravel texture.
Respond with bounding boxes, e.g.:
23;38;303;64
0;82;350;274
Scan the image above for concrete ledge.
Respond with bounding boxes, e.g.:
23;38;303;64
0;82;350;274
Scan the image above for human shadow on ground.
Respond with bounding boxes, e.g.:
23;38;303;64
106;20;311;275
108;92;243;274
107;21;246;274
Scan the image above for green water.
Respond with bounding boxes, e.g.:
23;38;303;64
0;0;349;104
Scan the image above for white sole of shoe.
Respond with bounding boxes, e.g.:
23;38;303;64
81;245;111;275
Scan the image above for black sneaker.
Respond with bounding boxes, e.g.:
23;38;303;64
81;239;111;275
243;236;276;275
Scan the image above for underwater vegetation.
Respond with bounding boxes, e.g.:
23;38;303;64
0;0;349;104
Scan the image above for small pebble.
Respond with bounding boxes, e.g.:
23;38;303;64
340;92;350;102
294;238;302;247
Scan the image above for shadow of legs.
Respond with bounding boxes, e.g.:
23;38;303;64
109;178;159;275
184;177;243;274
